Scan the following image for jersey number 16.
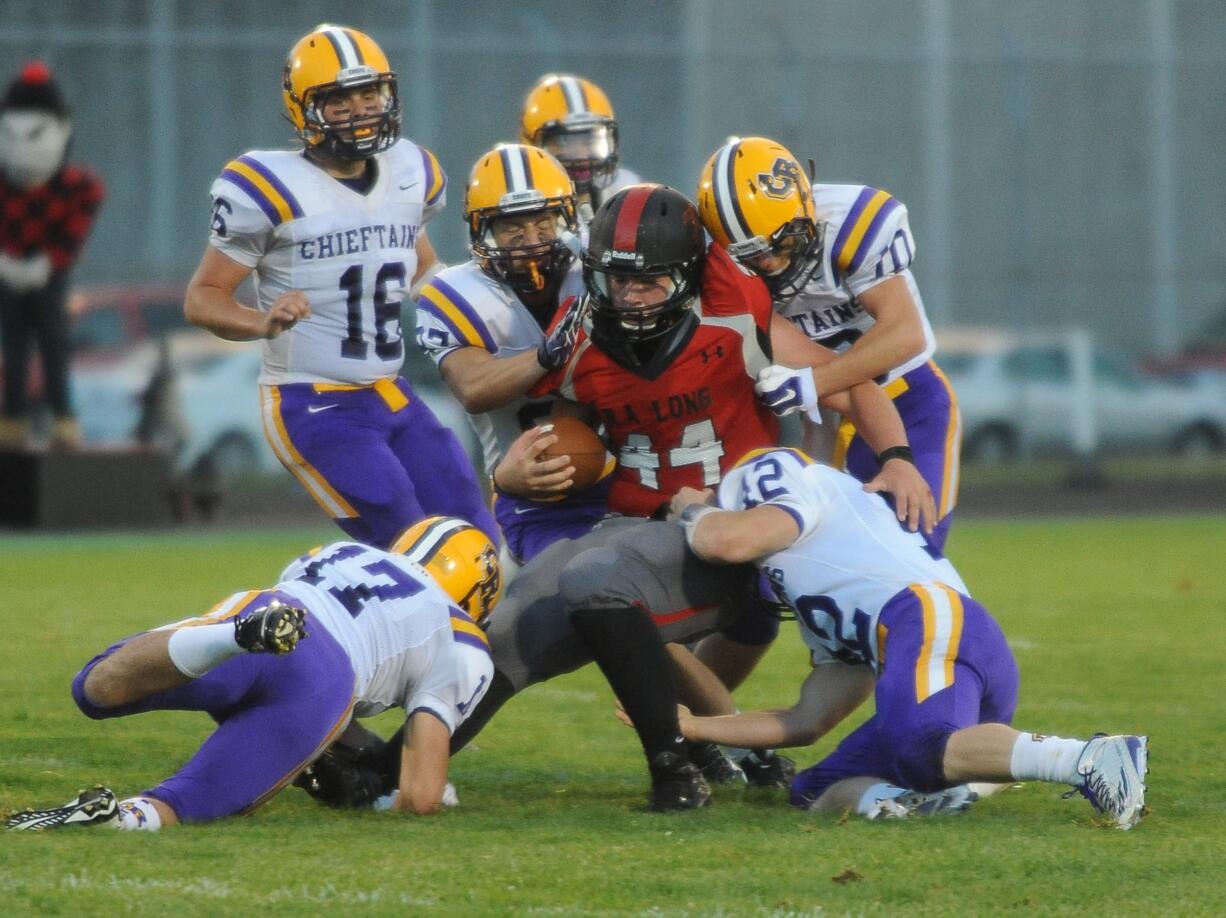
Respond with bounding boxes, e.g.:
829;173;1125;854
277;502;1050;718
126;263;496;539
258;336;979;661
339;261;407;361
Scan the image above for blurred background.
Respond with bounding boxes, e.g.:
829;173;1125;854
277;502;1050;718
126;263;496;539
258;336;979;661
3;0;1224;523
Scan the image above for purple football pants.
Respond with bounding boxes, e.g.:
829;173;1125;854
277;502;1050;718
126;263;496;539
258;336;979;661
839;361;961;554
790;588;1018;804
261;377;498;548
71;591;355;823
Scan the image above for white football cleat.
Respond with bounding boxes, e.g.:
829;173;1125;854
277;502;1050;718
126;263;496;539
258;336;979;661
1067;734;1148;830
865;784;980;820
6;785;119;831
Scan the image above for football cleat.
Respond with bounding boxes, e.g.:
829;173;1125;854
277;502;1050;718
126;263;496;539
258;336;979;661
648;751;712;813
1064;733;1148;830
6;785;119;831
689;742;747;786
234;600;308;654
865;784;980;820
739;749;797;789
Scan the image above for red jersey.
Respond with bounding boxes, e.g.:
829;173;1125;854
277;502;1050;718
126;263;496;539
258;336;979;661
539;245;779;517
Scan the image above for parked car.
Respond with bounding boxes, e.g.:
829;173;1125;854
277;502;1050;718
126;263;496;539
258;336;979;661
71;330;482;480
937;327;1226;461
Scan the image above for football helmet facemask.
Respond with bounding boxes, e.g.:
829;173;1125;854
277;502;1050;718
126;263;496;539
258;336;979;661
520;74;619;199
583;184;705;360
697;136;822;299
465;143;578;299
390;517;503;623
282;24;401;161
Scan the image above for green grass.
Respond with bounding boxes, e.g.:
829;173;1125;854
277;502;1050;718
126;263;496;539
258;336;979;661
1;517;1224;916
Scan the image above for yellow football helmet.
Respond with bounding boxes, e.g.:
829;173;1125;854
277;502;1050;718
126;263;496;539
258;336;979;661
464;143;578;298
390;516;503;623
520;74;619;198
282;24;400;160
697;136;820;297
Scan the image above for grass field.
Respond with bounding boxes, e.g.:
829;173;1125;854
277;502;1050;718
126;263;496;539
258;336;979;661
2;515;1224;915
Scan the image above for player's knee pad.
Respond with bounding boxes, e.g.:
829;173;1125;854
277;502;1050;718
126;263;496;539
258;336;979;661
892;725;957;793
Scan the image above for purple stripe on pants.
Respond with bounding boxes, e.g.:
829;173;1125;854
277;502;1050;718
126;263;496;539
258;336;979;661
843;361;960;553
71;598;355;823
789;588;1017;804
273;377;498;548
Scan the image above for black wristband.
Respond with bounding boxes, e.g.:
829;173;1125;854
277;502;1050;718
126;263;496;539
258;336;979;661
877;445;915;466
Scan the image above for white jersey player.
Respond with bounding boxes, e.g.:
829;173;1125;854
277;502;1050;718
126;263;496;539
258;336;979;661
8;517;503;832
519;73;643;231
698;137;961;553
416;144;611;564
183;24;496;550
667;448;1148;829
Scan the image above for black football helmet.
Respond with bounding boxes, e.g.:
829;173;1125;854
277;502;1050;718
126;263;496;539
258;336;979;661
583;184;705;373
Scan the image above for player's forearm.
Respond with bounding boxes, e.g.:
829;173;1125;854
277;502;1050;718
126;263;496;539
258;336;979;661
183;284;266;341
808;324;920;397
440;348;547;414
680;708;816;748
841;381;910;453
393;711;450;815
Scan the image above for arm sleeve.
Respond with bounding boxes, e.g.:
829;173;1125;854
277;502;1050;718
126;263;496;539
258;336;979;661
829;188;916;296
715;449;822;541
403;618;494;735
206;173;275;268
418;146;447;225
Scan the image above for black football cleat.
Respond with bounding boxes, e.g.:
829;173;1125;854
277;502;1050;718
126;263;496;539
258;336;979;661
648;751;712;812
689;742;748;786
740;749;797;789
234;600;308;654
6;785;119;831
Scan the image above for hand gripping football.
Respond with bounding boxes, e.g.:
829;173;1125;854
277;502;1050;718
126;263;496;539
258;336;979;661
538;416;613;493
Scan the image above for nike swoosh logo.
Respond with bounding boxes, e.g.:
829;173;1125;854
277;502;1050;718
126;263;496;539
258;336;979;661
512;506;538;515
307;404;339;414
399;181;421;191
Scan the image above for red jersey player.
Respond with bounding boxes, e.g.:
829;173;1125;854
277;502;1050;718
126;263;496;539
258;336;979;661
497;183;932;528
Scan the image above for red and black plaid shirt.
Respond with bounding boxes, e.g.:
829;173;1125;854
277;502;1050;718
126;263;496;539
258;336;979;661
0;165;105;271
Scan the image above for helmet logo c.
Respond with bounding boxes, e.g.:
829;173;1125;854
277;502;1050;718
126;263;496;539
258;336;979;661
757;157;801;200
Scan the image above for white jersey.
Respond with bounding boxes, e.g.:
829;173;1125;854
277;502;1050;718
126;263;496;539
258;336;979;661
777;183;936;383
414;259;586;474
207;139;447;386
716;448;967;670
577;165;643;240
273;541;492;732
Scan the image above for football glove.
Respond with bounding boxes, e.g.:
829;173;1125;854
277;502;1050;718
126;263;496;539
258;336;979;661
293;740;396;809
754;364;822;422
537;295;586;371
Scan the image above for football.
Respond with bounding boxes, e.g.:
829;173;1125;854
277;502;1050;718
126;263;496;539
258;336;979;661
538;416;612;493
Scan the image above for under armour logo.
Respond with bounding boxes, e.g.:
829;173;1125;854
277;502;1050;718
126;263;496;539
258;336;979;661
699;345;725;365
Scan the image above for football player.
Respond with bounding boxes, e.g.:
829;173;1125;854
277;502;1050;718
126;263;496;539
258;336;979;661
666;448;1148;829
487;184;937;788
5;518;503;832
415;143;607;565
183;24;495;549
698;136;961;552
520;74;642;229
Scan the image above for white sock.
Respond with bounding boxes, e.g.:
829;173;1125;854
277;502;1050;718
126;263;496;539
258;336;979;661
1009;732;1087;784
116;797;163;832
856;783;908;815
166;623;243;679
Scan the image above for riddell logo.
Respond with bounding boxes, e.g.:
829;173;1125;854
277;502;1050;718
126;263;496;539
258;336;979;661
602;249;644;267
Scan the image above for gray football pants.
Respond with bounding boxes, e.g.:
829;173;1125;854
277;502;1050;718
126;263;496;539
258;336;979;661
486;516;758;692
